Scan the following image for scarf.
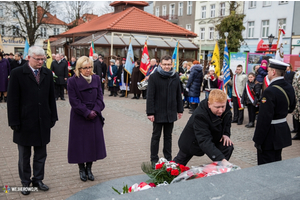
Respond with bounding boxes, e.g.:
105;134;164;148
81;73;92;84
157;65;176;77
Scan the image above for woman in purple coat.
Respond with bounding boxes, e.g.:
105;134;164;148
67;56;106;182
0;52;11;102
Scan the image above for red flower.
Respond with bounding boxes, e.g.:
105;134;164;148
196;173;206;178
138;182;147;188
166;167;172;172
128;186;132;193
148;183;156;187
169;160;175;163
171;169;179;176
179;165;186;172
185;166;190;171
155;163;163;170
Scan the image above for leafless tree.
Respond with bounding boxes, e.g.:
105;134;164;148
4;1;53;46
94;1;114;16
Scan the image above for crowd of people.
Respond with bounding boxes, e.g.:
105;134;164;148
2;46;299;196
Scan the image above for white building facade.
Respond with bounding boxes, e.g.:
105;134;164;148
240;1;294;54
194;1;244;61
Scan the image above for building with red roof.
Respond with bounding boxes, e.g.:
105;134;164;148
51;1;199;62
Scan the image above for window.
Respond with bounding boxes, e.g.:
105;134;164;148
263;1;271;6
210;4;215;18
169;4;175;19
155;7;159;17
41;27;47;37
201;6;206;19
187;1;192;15
209;27;214;40
220;3;225;16
1;25;5;35
162;5;166;16
12;25;19;36
279;1;288;4
186;24;191;31
248;21;255;38
53;28;59;35
0;8;3;18
178;2;183;16
249;1;256;8
13;10;18;18
278;18;286;36
261;20;269;38
200;28;205;40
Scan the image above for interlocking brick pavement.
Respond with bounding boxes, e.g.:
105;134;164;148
0;92;299;200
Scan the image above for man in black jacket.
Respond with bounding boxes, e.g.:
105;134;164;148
11;52;27;71
94;55;107;94
117;58;130;97
51;54;68;100
7;46;58;195
147;55;183;168
174;89;233;166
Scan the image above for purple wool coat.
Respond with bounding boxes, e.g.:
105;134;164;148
67;74;106;164
0;58;11;92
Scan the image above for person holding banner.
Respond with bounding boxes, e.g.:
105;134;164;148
107;59;118;97
253;59;296;165
232;65;247;125
241;72;261;128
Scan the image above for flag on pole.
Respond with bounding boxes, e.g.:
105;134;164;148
89;43;93;60
140;41;150;75
23;39;30;59
46;39;52;69
124;43;135;75
275;29;285;62
172;42;179;72
223;41;230;87
0;34;3;53
211;41;220;76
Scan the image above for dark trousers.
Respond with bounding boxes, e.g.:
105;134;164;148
247;103;256;123
55;84;65;99
150;122;174;162
101;81;105;94
293;116;299;132
18;145;47;184
257;149;282;165
142;90;147;98
174;142;234;166
232;97;244;123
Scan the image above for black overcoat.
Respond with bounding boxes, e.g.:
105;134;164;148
10;59;27;71
241;80;261;105
130;66;144;94
51;60;68;85
284;71;295;85
253;78;296;150
146;70;183;123
178;99;232;161
7;64;58;146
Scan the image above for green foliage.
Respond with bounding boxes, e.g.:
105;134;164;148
215;10;245;64
112;183;129;195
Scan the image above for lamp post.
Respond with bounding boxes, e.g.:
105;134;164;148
268;34;274;53
224;32;228;43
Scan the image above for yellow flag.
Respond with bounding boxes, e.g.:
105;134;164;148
211;41;220;76
0;34;4;53
46;40;52;69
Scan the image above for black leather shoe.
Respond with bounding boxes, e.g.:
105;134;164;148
237;122;243;125
32;181;49;191
79;169;87;182
143;96;147;99
232;120;238;123
245;123;250;128
21;183;31;195
85;165;94;181
247;122;254;128
292;134;300;140
291;130;297;133
131;96;137;99
61;98;65;101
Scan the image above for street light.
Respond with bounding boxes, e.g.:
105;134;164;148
268;34;275;53
224;32;228;42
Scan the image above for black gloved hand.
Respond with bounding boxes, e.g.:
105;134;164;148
51;121;56;128
11;125;21;131
254;143;263;153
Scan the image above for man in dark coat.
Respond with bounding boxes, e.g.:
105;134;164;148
7;46;58;195
284;64;295;85
93;53;101;78
95;55;107;94
51;54;68;100
174;89;233;166
107;59;118;96
147;55;183;168
253;59;296;165
117;58;130;97
10;52;27;71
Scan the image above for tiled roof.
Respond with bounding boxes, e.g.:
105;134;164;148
67;13;98;26
109;1;149;6
59;7;197;37
37;6;66;25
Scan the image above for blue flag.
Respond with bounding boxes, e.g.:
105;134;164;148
223;41;230;87
172;42;179;72
124;43;135;75
23;39;29;58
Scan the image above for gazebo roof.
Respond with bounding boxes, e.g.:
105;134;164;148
58;6;197;38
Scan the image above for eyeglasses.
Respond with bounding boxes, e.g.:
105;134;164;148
32;57;45;62
161;64;172;66
82;66;92;70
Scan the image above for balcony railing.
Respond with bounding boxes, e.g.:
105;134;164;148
159;15;178;21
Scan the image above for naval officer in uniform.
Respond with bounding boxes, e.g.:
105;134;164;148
253;59;296;165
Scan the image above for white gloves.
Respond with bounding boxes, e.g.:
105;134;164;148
108;77;112;80
186;88;189;92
